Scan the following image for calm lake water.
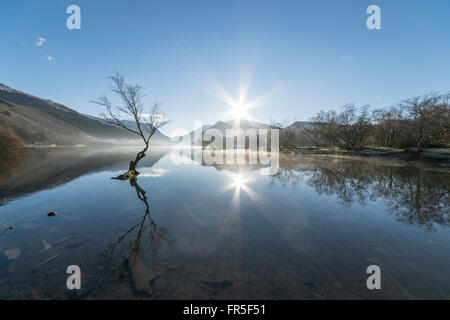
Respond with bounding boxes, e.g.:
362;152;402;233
0;147;449;299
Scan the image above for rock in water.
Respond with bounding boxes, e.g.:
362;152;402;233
0;222;12;230
42;240;52;250
127;251;158;296
47;212;57;217
4;249;21;260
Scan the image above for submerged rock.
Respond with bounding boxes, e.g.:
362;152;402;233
4;248;21;261
127;251;167;296
42;240;52;250
0;222;12;230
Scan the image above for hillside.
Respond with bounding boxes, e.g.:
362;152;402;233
0;83;171;146
83;114;172;145
288;121;314;130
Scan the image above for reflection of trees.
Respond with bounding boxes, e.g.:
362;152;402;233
272;155;450;231
105;177;167;260
0;148;169;206
102;165;169;296
372;170;449;231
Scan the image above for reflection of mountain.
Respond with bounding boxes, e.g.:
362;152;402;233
272;155;450;231
0;147;169;206
177;148;274;173
0;83;170;145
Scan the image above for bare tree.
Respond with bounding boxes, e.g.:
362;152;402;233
92;73;169;178
270;118;298;150
333;104;372;150
372;105;406;147
401;93;450;153
309;110;338;147
305;93;449;152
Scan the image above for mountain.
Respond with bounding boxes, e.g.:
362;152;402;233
225;119;272;130
287;121;314;130
177;119;273;147
83;114;172;145
0;83;171;146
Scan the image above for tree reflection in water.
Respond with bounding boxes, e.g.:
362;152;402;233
102;171;169;297
271;155;449;231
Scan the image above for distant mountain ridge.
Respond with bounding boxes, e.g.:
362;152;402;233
288;121;314;130
0;83;171;146
83;114;172;144
176;119;273;146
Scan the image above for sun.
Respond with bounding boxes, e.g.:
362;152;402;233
232;104;244;119
231;102;250;120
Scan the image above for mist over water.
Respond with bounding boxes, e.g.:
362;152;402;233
0;147;449;299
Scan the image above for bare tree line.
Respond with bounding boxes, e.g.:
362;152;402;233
270;118;298;150
291;93;450;152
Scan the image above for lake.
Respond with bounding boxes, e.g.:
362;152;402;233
0;147;449;299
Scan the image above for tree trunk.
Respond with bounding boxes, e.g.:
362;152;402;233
113;143;149;180
128;143;149;177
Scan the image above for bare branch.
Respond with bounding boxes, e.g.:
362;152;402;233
91;73;170;147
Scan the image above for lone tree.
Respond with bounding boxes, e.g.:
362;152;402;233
92;73;169;179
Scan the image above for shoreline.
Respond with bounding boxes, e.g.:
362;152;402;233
17;144;450;168
281;147;450;168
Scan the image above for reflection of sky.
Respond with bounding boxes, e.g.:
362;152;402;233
139;168;170;178
1;151;450;298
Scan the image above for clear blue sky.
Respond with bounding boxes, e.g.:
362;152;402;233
1;0;450;136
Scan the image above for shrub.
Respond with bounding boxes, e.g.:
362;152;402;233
0;127;25;180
